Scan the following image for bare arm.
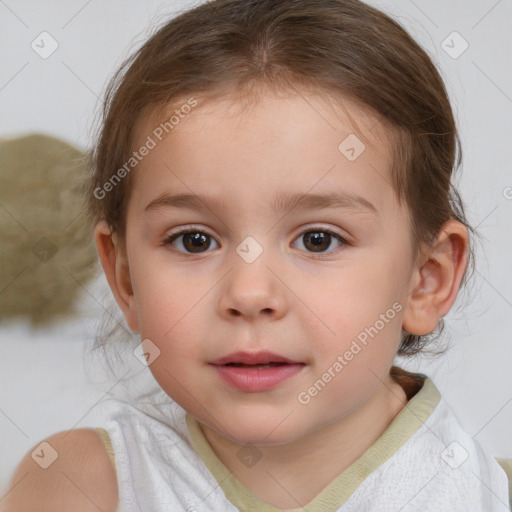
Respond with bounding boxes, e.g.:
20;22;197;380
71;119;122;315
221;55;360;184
1;428;118;512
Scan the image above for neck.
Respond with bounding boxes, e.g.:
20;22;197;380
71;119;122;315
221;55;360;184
200;375;409;509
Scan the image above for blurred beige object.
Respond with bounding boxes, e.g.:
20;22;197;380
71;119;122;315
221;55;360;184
0;133;99;326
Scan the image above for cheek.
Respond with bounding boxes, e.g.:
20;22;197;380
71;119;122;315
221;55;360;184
147;355;203;412
308;261;401;328
130;258;206;334
302;263;405;377
131;275;212;363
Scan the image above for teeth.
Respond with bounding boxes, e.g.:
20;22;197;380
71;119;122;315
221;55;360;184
226;362;285;368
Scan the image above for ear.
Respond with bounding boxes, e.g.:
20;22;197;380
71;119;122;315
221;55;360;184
94;220;139;333
402;220;469;336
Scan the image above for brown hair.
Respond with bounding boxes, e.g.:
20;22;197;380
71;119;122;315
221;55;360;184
86;0;476;357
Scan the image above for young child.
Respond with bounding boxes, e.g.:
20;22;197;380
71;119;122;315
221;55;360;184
4;0;510;511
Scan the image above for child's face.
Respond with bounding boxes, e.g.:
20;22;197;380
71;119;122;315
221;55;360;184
120;90;418;444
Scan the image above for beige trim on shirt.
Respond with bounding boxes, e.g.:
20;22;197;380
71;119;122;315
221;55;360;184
496;458;512;510
96;426;117;476
185;377;441;512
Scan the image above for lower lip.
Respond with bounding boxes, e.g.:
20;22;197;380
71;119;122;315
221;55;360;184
211;364;305;392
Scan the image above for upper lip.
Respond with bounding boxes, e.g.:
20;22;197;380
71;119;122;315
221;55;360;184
209;351;303;366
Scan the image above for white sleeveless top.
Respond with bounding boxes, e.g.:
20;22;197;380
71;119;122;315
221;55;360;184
95;375;510;511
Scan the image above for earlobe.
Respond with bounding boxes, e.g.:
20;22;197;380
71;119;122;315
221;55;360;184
402;220;469;336
94;220;140;333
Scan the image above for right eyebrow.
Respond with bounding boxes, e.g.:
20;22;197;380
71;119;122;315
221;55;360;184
144;192;228;213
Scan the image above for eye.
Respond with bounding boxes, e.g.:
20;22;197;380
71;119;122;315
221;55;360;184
163;228;219;254
163;226;348;256
292;228;348;256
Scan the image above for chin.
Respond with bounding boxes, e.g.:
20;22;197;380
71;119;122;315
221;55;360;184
223;416;308;447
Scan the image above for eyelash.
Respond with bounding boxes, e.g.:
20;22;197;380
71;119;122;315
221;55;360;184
162;226;349;258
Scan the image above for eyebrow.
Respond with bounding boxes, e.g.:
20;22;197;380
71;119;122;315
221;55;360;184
144;190;378;217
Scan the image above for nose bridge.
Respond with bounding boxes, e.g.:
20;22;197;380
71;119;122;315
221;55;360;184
218;238;286;320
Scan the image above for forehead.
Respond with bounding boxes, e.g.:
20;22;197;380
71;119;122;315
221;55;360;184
129;90;400;220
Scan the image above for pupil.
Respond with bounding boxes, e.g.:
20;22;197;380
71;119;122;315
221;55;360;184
184;232;209;253
305;232;330;252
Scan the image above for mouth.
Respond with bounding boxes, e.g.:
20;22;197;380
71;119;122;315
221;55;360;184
209;350;303;367
224;362;288;369
209;351;305;392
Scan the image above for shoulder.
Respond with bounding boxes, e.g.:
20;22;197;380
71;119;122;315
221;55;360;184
2;428;118;512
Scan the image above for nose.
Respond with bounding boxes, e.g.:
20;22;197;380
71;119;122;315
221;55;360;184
217;256;288;322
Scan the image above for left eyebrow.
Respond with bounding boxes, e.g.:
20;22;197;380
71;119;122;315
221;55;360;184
144;190;379;217
271;191;378;217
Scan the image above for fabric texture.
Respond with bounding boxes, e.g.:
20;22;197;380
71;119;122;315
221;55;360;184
96;374;510;511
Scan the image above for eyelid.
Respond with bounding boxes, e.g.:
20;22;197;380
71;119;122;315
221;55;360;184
164;224;348;242
298;224;347;238
165;224;216;238
294;223;350;243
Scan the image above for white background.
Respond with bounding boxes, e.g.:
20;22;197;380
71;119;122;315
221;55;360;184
0;0;511;494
